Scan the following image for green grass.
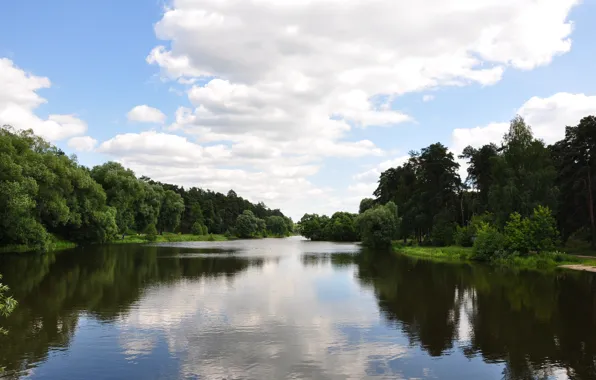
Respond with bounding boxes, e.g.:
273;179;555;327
393;243;581;270
110;233;228;244
393;244;474;263
0;239;76;254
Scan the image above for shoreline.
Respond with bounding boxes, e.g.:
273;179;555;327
393;244;594;271
0;233;300;254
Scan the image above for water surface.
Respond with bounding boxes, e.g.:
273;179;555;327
1;237;595;379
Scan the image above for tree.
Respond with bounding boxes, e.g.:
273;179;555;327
143;223;158;242
359;198;375;214
91;162;144;234
489;116;557;226
235;210;260;238
459;144;498;214
356;204;398;249
552;116;596;245
157;190;184;233
0;274;17;335
266;216;289;237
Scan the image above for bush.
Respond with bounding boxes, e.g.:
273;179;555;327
191;221;205;235
455;213;493;247
527;205;559;253
431;220;456;246
356;203;398;249
144;223;158;242
504;206;559;254
472;223;507;261
454;225;475;247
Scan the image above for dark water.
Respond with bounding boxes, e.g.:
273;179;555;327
1;238;596;379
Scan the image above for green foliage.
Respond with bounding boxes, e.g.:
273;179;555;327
298;212;359;242
0;274;17;335
157;190;185;233
359;198;375;214
472;223;507;261
191;221;208;235
0;128;291;252
0;127;117;251
266;216;289;237
235;210;261;238
430;210;456;246
356;204;398;249
143;224;158;242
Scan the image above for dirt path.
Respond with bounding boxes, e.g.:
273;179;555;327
559;264;596;273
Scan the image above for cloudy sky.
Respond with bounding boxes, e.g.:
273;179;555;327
2;0;596;220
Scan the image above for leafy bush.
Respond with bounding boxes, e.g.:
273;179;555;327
455;214;493;247
527;205;559;253
143;223;158;242
504;206;559;254
431;220;456;246
191;221;207;235
454;225;475;247
356;203;398;249
504;212;530;254
472;223;507;261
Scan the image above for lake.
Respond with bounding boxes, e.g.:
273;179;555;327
1;237;595;379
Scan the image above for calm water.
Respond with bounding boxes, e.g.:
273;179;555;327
1;237;596;379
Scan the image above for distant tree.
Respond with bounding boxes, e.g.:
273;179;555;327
143;223;158;242
236;210;259;238
359;198;375;214
356;204;398;249
157;190;184;233
266;216;289;236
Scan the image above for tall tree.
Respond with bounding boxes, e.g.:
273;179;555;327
552;116;596;245
489;116;557;226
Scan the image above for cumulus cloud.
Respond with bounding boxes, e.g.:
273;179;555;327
126;105;166;123
451;92;596;180
95;0;581;217
422;95;435;102
0;58;87;141
67;136;98;152
452;92;596;154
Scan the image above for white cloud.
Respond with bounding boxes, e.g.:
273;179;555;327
422;95;435;102
67;136;98;152
452;92;596;154
126;105;167;123
451;92;596;181
347;155;411;204
0;58;87;141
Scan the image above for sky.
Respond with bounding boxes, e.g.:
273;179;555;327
2;0;596;220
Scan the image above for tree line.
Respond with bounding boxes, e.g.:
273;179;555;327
0;126;293;251
299;115;596;258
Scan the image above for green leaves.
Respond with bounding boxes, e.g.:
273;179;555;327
0;274;17;336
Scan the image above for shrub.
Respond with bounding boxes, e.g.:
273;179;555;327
472;223;507;261
504;212;529;254
356;204;398;249
454;225;475;247
431;220;456;246
527;205;559;253
144;223;158;242
504;206;559;254
191;221;205;235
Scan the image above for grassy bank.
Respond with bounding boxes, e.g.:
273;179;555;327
393;243;583;270
110;233;228;244
0;239;76;254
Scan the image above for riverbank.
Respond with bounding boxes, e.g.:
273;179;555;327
393;244;586;270
111;233;228;244
0;240;77;254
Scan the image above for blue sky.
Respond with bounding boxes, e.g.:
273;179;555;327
2;0;596;219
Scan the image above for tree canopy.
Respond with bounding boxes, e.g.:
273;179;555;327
0;126;292;251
